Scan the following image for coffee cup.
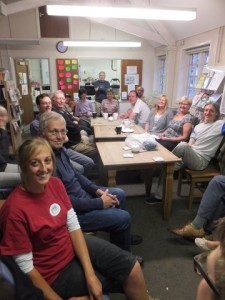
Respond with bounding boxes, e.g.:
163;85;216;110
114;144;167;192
108;113;113;118
113;112;118;120
124;119;131;128
103;113;108;119
92;112;97;118
115;126;122;134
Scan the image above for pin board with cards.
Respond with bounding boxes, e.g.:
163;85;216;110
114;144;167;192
56;59;79;96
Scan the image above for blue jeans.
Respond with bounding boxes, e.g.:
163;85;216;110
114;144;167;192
65;148;95;175
198;175;225;231
77;187;131;251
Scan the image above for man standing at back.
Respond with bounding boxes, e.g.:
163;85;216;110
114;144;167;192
94;71;110;104
39;111;143;261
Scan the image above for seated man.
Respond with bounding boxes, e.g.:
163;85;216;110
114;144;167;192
120;90;151;131
51;90;97;159
39;111;142;255
171;175;225;239
30;93;95;175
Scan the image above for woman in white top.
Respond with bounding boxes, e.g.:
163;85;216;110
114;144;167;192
148;94;173;133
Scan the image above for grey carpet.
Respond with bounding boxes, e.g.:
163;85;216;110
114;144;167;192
105;177;204;300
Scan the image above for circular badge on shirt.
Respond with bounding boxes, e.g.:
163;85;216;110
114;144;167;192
50;203;61;216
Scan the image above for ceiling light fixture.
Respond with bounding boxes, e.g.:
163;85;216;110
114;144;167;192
47;5;196;21
63;41;141;48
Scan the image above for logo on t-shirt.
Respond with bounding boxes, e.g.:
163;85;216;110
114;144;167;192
49;203;61;216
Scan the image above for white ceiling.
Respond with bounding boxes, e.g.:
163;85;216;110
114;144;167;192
3;0;225;47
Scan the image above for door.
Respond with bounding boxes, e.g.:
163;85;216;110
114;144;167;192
14;59;34;125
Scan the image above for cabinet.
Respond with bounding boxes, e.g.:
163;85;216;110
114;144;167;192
0;81;23;155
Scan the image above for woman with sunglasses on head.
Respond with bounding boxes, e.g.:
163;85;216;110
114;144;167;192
148;94;173;134
0;137;153;300
156;96;193;151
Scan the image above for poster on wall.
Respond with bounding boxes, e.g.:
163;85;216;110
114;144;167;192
56;59;79;96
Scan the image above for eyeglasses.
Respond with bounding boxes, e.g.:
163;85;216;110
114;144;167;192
48;129;68;136
193;252;220;297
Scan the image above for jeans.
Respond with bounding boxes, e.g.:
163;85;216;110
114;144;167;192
77;187;131;251
197;175;225;231
65;148;95;175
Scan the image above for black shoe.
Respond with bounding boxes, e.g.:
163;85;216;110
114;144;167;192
136;255;144;267
145;195;162;205
131;234;143;245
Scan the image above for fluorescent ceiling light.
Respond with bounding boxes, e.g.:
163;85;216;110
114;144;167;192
63;41;141;48
47;5;196;21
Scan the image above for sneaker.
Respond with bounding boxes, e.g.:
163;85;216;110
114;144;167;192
170;223;205;240
195;238;211;251
145;194;162;205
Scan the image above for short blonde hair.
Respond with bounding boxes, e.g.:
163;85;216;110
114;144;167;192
179;96;192;106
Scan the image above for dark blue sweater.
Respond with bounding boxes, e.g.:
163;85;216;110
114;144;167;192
54;147;103;213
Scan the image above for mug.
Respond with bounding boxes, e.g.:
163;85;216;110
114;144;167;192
108;113;113;118
115;126;122;134
103;113;108;119
92;112;97;118
124;119;131;128
113;112;118;120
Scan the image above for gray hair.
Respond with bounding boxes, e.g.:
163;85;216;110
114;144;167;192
204;101;220;121
39;111;65;133
0;105;7;115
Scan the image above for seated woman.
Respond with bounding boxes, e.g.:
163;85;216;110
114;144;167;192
0;105;20;189
75;88;94;128
156;96;193;151
148;102;225;204
0;137;153;300
148;94;173;133
101;88;119;115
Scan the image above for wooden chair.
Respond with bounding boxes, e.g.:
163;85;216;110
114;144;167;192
177;162;220;210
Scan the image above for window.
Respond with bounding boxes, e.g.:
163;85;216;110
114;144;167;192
158;55;166;94
186;46;209;98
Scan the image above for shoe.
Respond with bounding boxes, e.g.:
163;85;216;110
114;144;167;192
131;234;143;245
170;223;205;240
136;255;144;266
145;194;162;205
195;238;211;251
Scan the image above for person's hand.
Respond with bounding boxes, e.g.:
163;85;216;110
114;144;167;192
101;189;119;208
86;274;102;300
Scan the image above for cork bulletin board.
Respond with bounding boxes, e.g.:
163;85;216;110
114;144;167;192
56;59;79;96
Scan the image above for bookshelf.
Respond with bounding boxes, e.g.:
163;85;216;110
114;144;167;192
0;81;23;155
190;67;225;120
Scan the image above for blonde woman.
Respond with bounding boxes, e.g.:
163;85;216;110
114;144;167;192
148;94;173;133
0;105;20;188
156;96;193;151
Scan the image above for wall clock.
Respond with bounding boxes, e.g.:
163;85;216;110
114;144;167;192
56;41;68;53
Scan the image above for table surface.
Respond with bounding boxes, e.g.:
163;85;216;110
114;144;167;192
96;140;181;167
91;117;122;126
94;124;145;140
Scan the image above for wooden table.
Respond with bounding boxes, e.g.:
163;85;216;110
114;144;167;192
91;117;122;126
93;124;145;141
96;141;181;220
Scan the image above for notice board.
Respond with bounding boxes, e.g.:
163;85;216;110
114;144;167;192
56;59;79;97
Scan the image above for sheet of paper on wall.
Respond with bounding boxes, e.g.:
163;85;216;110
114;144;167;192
127;84;136;93
22;84;28;95
121;92;127;100
125;74;139;85
127;66;137;75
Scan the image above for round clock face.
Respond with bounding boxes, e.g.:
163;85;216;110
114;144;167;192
56;41;68;53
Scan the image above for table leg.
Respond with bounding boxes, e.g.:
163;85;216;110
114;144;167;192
163;163;175;220
107;170;117;187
